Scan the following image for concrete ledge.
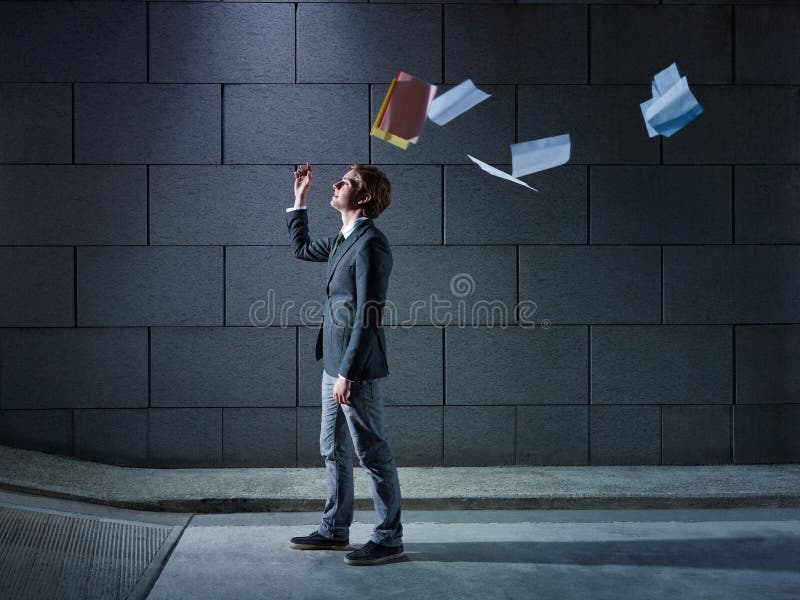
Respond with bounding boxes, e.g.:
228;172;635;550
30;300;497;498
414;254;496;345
2;445;799;513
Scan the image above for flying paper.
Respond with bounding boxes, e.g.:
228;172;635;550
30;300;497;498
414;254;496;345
511;134;571;177
640;63;703;138
467;154;538;191
466;133;571;191
427;80;491;126
371;71;438;150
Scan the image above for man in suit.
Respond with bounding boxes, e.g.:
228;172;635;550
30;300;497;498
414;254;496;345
285;162;404;566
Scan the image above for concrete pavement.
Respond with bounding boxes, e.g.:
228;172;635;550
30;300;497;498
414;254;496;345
148;507;800;600
2;488;800;599
2;444;800;599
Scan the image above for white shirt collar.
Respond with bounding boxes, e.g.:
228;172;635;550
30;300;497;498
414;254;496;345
341;216;369;239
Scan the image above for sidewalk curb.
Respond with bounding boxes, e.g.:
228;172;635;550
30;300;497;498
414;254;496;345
2;445;799;513
2;481;800;513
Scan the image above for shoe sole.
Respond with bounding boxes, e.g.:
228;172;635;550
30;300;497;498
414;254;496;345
344;551;405;565
290;542;351;550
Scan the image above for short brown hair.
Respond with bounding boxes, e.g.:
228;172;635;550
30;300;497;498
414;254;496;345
350;163;391;219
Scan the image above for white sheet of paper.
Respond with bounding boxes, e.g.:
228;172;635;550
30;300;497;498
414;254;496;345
467;154;539;191
510;134;571;178
427;80;491;126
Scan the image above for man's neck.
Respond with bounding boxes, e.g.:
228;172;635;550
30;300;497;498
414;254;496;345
340;209;366;230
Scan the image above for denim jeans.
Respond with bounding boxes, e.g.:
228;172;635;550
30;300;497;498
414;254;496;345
318;369;403;547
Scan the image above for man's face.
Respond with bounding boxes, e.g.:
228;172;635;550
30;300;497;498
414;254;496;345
331;169;369;211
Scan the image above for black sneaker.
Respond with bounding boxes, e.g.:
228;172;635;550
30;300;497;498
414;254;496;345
344;541;405;565
289;530;350;550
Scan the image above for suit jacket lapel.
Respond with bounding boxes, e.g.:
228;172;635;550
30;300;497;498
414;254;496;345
326;219;372;287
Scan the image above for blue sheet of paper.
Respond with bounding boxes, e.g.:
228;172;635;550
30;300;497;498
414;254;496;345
427;80;491;126
640;63;703;138
653;63;680;96
510;134;571;178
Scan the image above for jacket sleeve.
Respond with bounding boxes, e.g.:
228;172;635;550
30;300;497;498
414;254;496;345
285;208;333;262
338;236;392;381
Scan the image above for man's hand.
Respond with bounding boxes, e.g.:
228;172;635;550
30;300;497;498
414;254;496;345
293;162;312;205
333;375;352;405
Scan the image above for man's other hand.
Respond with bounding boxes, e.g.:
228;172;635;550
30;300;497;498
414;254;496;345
293;162;312;204
333;375;352;405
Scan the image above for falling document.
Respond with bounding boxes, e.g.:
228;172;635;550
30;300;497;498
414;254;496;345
467;134;571;191
511;134;571;177
467;155;539;191
427;80;491;126
640;63;703;138
371;71;438;149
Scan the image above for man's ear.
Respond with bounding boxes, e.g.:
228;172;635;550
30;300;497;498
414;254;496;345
358;193;372;205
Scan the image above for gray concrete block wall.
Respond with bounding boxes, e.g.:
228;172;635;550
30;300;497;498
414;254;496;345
0;84;72;163
150;3;296;83
0;1;797;469
662;86;800;163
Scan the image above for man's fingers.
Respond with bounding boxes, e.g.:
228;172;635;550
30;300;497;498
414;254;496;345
294;163;311;179
333;391;351;405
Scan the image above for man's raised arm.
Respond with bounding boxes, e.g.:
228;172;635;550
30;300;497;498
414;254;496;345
285;162;333;262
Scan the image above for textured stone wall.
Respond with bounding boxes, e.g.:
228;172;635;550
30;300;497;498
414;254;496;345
1;1;798;467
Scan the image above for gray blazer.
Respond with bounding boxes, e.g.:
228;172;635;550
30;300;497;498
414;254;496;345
286;208;392;381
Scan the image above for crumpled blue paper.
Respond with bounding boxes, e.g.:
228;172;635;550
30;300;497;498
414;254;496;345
640;63;703;138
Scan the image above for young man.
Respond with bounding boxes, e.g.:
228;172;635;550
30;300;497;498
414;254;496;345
285;162;404;566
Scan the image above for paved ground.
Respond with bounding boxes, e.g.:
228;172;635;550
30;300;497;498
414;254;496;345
3;446;800;598
148;508;800;600
3;489;800;600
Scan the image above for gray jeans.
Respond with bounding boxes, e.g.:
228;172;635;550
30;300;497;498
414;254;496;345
318;369;403;547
